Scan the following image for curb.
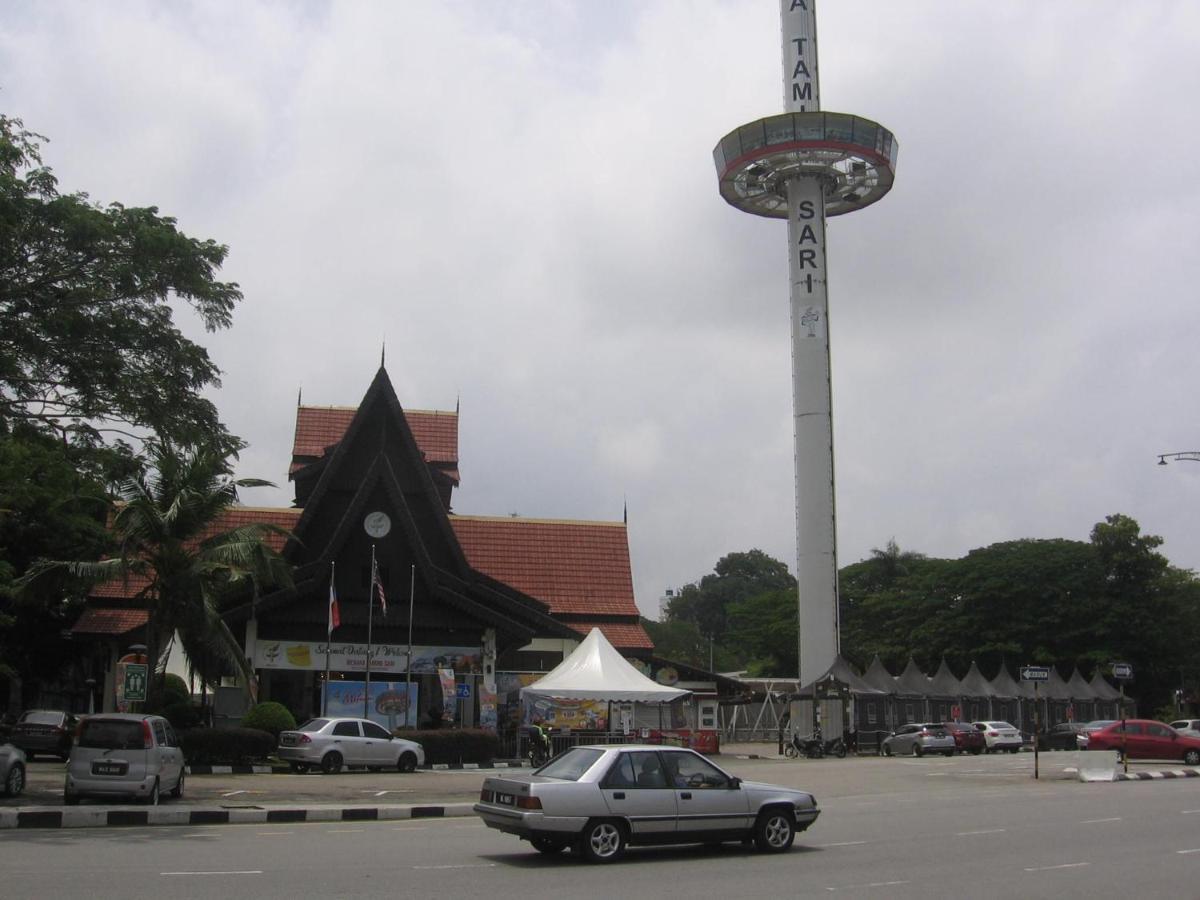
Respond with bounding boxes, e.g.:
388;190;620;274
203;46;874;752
1116;767;1200;781
185;760;532;775
0;802;477;830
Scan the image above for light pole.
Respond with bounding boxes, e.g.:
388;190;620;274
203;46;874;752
1158;452;1200;465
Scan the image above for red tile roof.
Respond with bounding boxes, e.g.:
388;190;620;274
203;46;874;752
89;507;301;600
290;405;458;478
70;607;149;636
450;516;640;618
567;621;655;651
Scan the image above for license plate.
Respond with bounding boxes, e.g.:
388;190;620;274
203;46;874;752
92;762;127;776
496;793;515;806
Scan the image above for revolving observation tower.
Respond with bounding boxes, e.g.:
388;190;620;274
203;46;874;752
713;0;898;686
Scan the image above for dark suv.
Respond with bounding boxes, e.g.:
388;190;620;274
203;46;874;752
942;721;986;755
11;709;76;760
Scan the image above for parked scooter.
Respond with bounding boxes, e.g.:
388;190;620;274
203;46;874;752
783;731;848;759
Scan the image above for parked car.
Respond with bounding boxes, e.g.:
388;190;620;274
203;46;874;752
1169;719;1200;738
942;721;986;755
1076;719;1118;749
64;714;185;805
10;709;76;760
474;744;819;862
972;721;1023;753
1038;722;1087;751
1;743;26;797
277;717;425;774
880;723;955;757
1085;719;1200;765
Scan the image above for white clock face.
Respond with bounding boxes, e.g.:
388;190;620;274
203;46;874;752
364;511;391;538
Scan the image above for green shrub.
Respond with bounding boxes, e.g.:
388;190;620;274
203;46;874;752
145;673;191;714
180;726;275;765
403;728;500;765
241;701;296;739
162;701;203;730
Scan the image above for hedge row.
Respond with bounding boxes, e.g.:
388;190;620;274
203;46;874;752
180;726;275;765
399;728;500;765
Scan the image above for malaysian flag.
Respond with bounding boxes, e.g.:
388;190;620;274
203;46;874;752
373;562;387;617
328;578;340;636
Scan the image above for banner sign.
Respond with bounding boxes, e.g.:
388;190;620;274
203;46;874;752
478;685;497;732
254;641;479;673
438;668;457;723
324;680;418;730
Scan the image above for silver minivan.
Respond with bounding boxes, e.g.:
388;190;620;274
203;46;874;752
64;714;185;805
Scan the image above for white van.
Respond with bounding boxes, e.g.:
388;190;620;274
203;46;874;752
64;714;185;805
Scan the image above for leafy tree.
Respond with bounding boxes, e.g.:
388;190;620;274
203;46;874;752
22;441;292;706
665;550;795;646
725;588;798;676
0;115;242;448
642;617;709;669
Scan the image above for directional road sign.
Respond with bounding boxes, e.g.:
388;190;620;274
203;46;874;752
1020;666;1050;682
1112;662;1134;680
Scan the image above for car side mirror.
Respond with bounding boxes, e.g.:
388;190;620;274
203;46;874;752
729;776;742;789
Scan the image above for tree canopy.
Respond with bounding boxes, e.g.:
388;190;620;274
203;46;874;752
0;115;242;448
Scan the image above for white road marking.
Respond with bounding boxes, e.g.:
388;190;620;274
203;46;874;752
326;828;365;833
161;871;263;877
256;831;294;836
221;790;247;797
1080;817;1121;824
1177;849;1200;855
825;880;910;891
1182;809;1200;815
413;864;497;870
818;841;868;847
366;789;414;796
1024;863;1089;872
957;828;1006;836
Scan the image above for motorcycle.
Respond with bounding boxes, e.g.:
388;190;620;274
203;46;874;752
525;729;551;767
783;732;848;759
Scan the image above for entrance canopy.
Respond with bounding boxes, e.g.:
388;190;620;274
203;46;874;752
521;628;689;703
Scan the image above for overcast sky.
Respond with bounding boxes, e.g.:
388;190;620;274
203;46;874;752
4;1;1199;620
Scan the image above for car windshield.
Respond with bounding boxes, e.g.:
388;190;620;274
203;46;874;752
20;711;63;726
77;719;145;750
535;747;604;781
296;719;331;732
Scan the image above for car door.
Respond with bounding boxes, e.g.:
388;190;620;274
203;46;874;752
600;750;677;837
1143;722;1176;760
893;725;916;753
151;719;182;788
330;719;366;764
661;750;750;837
361;720;395;765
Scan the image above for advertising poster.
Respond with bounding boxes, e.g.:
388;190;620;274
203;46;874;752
478;685;498;732
254;641;481;673
324;680;418;731
438;668;457;723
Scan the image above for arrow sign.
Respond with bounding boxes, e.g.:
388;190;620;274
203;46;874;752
1112;662;1133;680
1020;666;1050;682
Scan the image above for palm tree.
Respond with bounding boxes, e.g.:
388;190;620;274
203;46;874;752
26;440;292;706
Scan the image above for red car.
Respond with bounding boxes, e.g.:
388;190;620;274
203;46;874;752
942;721;986;755
1085;719;1200;765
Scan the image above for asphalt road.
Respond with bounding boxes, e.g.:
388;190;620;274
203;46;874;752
4;752;1200;898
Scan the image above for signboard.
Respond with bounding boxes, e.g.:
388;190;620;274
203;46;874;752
253;641;480;674
1112;662;1133;680
122;663;148;701
323;680;417;730
1020;666;1050;682
455;683;472;700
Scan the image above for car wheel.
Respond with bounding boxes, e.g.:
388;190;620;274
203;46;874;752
881;743;891;757
289;762;310;774
530;836;568;855
4;763;24;797
578;819;626;863
143;779;160;806
911;744;923;758
753;807;796;853
169;769;185;800
1183;749;1200;766
321;751;344;774
398;751;418;773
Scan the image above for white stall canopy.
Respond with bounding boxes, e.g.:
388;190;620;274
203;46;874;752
521;628;690;702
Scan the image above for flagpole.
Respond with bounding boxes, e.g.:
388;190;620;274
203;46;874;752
407;564;415;730
365;545;376;719
324;561;335;716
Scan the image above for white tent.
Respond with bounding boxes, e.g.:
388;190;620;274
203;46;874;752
520;628;690;702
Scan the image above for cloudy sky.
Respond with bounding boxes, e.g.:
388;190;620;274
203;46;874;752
4;1;1199;619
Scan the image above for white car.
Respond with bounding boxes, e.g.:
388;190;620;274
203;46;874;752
277;717;424;774
972;721;1023;753
1169;719;1200;738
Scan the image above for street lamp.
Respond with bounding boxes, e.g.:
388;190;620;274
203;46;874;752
1158;451;1200;465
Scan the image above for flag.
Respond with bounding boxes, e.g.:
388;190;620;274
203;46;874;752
374;562;388;617
328;579;341;635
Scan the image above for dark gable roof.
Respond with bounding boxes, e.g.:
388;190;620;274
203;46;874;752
927;659;963;698
861;656;898;694
959;661;997;698
894;658;930;696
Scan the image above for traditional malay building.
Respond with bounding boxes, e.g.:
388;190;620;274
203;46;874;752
72;368;661;740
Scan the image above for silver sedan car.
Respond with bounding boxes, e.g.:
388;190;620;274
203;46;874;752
474;744;820;862
277;717;424;774
880;723;956;757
